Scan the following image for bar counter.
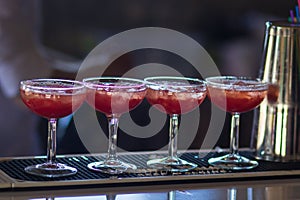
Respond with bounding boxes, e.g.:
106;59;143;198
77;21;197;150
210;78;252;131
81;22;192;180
0;150;299;199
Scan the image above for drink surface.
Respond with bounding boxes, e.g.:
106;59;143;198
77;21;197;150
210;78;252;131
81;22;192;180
207;80;267;113
146;80;207;115
20;82;86;119
85;82;147;116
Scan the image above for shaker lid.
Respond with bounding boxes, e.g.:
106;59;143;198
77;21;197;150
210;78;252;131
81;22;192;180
267;20;300;28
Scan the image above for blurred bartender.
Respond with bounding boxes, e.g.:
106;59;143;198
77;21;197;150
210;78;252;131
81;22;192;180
0;0;78;157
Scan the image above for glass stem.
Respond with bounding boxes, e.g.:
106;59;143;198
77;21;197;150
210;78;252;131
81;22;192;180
106;194;117;200
230;113;240;156
169;114;179;158
107;115;119;161
47;118;57;164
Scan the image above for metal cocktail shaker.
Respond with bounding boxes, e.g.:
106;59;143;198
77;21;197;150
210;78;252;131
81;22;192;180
252;21;300;161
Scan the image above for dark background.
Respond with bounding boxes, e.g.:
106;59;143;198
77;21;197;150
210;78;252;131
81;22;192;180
38;0;295;153
41;0;293;66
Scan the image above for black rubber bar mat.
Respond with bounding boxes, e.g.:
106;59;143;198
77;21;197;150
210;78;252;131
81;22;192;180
0;151;300;191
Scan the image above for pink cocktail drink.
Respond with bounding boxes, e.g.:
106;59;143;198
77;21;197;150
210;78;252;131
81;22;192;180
146;87;206;115
19;79;85;178
206;76;268;170
145;76;207;172
20;84;86;119
83;77;147;174
86;84;146;117
207;80;267;113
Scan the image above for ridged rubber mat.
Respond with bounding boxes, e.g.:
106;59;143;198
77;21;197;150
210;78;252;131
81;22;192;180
1;152;300;182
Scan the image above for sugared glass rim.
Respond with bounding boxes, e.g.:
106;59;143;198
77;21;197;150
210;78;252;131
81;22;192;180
205;76;268;89
144;76;206;87
83;76;146;89
20;78;85;90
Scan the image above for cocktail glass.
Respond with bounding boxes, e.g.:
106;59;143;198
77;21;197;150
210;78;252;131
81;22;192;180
206;76;268;170
20;79;86;177
144;76;207;172
83;77;147;174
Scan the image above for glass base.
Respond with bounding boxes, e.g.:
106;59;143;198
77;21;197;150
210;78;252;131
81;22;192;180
87;159;137;174
208;153;258;170
24;162;77;178
147;156;197;172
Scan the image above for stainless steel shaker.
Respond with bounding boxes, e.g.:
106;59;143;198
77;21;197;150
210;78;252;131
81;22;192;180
252;21;300;161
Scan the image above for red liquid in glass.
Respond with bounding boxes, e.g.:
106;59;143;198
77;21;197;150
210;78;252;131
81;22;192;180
208;83;267;113
146;88;207;115
267;83;279;105
20;89;86;119
86;88;146;116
